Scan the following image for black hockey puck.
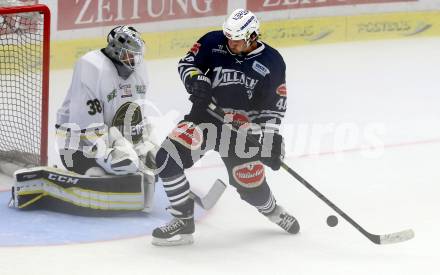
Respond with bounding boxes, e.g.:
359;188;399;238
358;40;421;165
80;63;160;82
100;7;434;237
326;215;338;227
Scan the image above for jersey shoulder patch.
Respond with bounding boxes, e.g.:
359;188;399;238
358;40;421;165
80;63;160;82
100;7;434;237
252;60;270;77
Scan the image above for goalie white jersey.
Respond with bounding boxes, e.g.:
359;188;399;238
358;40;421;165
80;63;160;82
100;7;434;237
56;49;149;144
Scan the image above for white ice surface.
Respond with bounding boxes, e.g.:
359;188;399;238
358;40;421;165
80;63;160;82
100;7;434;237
1;37;440;275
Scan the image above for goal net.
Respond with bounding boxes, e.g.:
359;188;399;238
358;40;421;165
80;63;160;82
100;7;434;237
0;3;50;174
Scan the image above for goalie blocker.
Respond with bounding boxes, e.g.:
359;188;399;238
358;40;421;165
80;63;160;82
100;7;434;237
9;166;154;215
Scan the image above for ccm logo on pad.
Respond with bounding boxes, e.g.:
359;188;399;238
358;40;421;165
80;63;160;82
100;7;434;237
48;174;80;185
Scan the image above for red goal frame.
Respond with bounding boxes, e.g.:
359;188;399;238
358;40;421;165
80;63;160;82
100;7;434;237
0;4;50;165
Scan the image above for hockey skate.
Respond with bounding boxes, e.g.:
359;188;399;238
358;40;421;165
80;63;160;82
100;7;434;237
152;199;195;246
152;217;195;246
267;205;300;234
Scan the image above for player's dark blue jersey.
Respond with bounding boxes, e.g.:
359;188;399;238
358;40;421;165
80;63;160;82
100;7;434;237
178;31;287;134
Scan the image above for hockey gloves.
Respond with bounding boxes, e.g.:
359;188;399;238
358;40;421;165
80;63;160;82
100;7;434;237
186;73;212;109
260;132;285;171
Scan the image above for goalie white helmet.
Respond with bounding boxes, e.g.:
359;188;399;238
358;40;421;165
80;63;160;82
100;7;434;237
222;9;260;46
105;25;145;71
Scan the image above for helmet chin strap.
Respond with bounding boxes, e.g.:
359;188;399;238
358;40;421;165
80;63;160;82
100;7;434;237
245;32;258;48
242;37;258;54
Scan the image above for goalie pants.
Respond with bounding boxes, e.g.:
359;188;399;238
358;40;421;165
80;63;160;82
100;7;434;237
155;113;277;216
59;149;100;175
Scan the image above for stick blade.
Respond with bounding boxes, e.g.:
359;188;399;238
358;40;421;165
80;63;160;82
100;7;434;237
379;229;415;245
199;179;226;210
190;179;227;210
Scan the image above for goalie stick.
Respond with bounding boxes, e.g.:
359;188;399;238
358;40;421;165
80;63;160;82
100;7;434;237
207;102;414;245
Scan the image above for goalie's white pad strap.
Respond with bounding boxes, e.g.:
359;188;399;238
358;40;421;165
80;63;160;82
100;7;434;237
12;167;145;211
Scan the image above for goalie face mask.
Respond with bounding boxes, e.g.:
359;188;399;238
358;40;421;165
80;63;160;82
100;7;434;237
106;25;145;71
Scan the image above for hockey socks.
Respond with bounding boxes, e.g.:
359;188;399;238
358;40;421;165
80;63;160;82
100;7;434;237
162;174;191;207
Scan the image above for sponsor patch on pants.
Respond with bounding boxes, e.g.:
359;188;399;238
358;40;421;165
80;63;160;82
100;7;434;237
224;111;250;129
169;122;203;150
232;161;265;188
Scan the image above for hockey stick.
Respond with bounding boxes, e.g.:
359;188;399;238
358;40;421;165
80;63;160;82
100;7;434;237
207;102;414;245
189;179;227;210
107;123;226;211
138;153;226;211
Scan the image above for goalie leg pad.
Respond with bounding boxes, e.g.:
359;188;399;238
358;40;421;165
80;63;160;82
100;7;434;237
11;166;151;214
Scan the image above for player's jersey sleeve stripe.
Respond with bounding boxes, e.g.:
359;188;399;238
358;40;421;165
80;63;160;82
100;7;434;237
259;122;281;133
180;67;200;83
248;110;285;116
178;62;195;67
249;113;285;120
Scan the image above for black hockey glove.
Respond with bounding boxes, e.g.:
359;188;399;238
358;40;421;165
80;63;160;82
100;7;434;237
186;74;212;109
259;132;285;171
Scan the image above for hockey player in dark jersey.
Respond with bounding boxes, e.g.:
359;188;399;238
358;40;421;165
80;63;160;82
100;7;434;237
152;8;299;246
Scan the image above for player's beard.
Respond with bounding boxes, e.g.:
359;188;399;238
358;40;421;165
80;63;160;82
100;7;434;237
227;40;256;55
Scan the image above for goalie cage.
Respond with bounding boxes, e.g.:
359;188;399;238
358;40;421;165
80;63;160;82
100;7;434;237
0;4;50;176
